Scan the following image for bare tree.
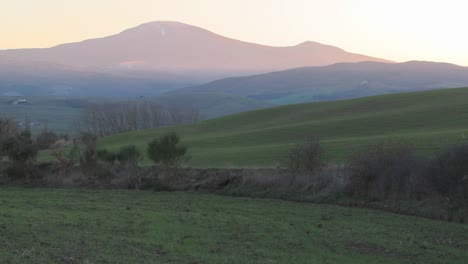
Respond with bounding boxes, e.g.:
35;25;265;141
78;100;202;137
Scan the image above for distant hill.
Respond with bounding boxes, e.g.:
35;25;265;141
178;61;468;104
0;54;192;97
100;87;468;167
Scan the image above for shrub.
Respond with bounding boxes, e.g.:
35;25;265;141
428;144;468;204
346;141;425;200
286;136;325;172
147;132;188;181
117;145;141;166
97;149;117;164
117;145;142;189
1;130;38;180
79;132;98;176
0;116;19;152
51;149;76;171
36;128;59;150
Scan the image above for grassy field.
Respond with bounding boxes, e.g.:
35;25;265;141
0;96;86;135
0;188;466;263
99;87;468;167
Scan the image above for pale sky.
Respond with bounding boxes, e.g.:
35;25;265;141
1;0;467;65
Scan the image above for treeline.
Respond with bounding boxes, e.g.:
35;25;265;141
76;100;201;137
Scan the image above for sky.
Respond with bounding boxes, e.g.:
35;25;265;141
1;0;468;65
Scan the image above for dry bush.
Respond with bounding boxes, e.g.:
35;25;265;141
428;144;468;206
49;139;69;149
44;168;83;187
51;149;76;171
36;128;59;150
286;136;325;173
237;165;349;201
346;141;426;201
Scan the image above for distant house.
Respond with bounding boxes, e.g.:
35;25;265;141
16;121;41;128
11;99;28;105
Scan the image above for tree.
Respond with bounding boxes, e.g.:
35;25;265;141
147;132;188;172
0;116;19;153
2;130;38;180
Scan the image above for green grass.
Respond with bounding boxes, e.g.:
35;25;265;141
0;96;84;135
99;87;468;167
0;188;466;263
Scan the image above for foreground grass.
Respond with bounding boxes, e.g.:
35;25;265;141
99;87;468;167
0;188;466;263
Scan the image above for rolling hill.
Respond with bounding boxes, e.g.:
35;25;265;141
178;61;468;105
99;86;468;167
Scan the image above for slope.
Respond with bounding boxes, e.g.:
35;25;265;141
153;92;272;118
99;87;468;167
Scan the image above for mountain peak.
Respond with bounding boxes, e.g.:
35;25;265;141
131;21;195;30
0;21;391;74
295;41;322;47
119;21;208;36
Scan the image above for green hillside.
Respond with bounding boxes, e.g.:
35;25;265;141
154;91;272;118
99;87;468;167
0;96;85;134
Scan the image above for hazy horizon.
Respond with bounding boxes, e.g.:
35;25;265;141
2;0;468;66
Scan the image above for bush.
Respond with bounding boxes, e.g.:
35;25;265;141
1;130;38;180
97;149;117;164
147;132;188;182
117;145;142;189
36;128;59;150
117;145;141;166
346;141;426;200
286;136;325;172
428;144;468;204
0;117;19;152
79;132;98;176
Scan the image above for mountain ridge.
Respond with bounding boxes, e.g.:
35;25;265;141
0;21;392;75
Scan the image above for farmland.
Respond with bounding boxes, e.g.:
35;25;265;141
0;188;466;263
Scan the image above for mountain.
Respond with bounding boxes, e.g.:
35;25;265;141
177;61;468;104
1;21;390;81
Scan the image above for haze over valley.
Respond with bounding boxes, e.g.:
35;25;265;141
2;21;468;122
